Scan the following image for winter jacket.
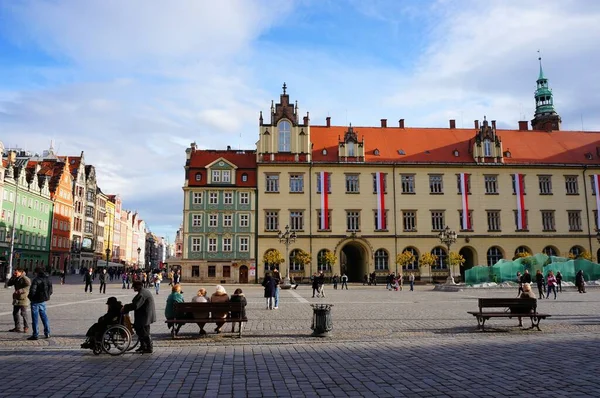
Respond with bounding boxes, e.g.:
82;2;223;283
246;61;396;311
210;291;230;319
123;288;156;326
262;275;276;298
229;294;247;319
165;292;185;319
28;272;53;304
8;275;31;306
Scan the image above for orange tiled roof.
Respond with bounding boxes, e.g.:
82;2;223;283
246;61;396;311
309;126;600;165
189;150;256;168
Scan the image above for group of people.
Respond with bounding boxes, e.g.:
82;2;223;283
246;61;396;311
262;269;282;309
517;269;587;299
330;274;349;290
165;284;246;335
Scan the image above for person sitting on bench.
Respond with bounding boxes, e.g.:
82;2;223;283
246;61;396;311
229;288;247;333
191;288;210;335
514;283;536;327
210;285;230;334
165;284;185;336
81;297;123;349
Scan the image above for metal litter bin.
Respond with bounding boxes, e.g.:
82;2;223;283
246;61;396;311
311;304;333;337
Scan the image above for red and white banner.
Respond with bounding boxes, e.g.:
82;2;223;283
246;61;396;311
515;173;526;230
375;172;386;230
319;171;329;230
459;173;471;230
594;175;600;229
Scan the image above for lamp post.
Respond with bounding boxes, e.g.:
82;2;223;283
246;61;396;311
137;247;141;269
277;225;296;289
105;248;110;269
4;152;19;288
438;225;457;284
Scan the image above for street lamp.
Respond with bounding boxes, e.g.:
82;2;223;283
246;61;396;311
277;225;296;289
438;225;457;284
137;247;141;269
105;248;111;269
4;152;19;288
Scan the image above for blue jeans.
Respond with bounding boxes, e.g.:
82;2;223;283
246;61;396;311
274;287;280;307
546;285;557;299
155;282;160;294
30;302;51;337
410;281;414;291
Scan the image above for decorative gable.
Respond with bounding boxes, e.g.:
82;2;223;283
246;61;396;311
473;117;503;164
338;125;365;162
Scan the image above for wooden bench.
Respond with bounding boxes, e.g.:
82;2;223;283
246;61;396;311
467;298;551;331
165;302;247;338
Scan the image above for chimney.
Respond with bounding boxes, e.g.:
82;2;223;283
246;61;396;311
227;145;231;151
399;119;405;129
449;119;456;129
381;119;387;128
303;116;309;125
491;120;496;130
474;120;479;129
518;121;528;131
326;116;331;127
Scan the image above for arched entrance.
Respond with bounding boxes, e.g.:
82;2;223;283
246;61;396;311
340;242;368;282
239;265;248;284
459;246;476;282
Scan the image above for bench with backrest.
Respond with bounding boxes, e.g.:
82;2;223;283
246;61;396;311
165;302;247;338
467;298;551;331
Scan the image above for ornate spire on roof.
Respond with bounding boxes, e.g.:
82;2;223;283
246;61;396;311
532;52;561;131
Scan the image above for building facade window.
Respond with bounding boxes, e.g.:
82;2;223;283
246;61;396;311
487;246;503;266
222;170;231;183
289;249;304;271
208;238;217;252
541;210;555;231
431;247;447;269
209;192;218;204
212;170;221;183
401;174;415;194
317;210;331;231
345;174;360;193
539;175;552;194
209;214;218;227
431;211;445;231
374;249;389;271
401;247;419;270
265;211;279;231
372;173;387;193
240;192;250;205
278;120;291;152
223;238;232;252
239;214;249;228
486;210;501;231
565;176;579;195
224;192;233;204
568;210;582;231
402;211;416;231
289;211;304;231
239;237;249;252
483;139;492;157
373;210;388;230
543;246;558;257
429;175;444;194
266;174;280;192
484;175;498;194
208;265;216;277
289;174;304;193
456;174;470;194
317;249;332;272
511;175;526;194
459;210;474;230
316;172;331;193
569;246;583;258
192;214;202;227
346;211;360;231
223;214;232;227
514;210;529;230
192;266;200;277
191;238;202;252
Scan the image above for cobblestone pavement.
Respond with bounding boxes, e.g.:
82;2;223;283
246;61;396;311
0;278;599;397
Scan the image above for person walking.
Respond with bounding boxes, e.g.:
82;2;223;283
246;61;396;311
575;270;586;293
546;271;557;299
262;272;276;309
317;272;326;298
122;281;156;353
99;268;107;294
341;273;348;290
409;273;415;291
83;267;94;293
154;272;162;295
122;272;127;289
173;270;181;285
7;268;30;333
363;274;368;286
516;271;523;297
272;269;281;309
332;274;339;290
311;273;319;298
27;267;52;340
535;270;544;299
168;270;174;286
555;271;563;293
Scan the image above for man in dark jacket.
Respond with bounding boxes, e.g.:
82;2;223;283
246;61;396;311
27;267;52;340
122;281;156;353
7;267;31;333
84;267;94;293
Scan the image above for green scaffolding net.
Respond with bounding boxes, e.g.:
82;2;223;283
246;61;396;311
464;254;600;285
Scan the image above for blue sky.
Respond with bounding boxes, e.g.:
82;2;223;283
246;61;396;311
1;0;599;240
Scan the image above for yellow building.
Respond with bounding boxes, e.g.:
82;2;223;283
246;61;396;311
104;198;115;260
254;81;600;283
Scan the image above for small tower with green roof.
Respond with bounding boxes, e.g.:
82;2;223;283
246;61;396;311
531;56;561;131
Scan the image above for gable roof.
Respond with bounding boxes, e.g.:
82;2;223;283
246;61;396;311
189;150;256;169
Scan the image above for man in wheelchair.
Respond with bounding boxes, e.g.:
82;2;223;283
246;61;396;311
81;297;123;349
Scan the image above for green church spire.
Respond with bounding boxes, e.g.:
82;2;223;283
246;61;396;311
531;53;561;131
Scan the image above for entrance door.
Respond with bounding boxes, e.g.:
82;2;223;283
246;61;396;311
340;242;367;282
459;247;476;283
239;265;248;283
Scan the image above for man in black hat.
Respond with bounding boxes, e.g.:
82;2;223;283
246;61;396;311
81;296;123;349
122;281;156;353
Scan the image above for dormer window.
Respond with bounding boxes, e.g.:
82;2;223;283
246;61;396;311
212;170;221;182
373;149;380;156
483;139;492;157
322;148;327;156
195;173;202;181
505;150;511;158
222;170;231;183
241;173;248;182
347;141;355;156
453;149;459;157
278;120;291;152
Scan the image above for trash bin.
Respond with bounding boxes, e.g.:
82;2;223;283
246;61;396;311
311;304;333;337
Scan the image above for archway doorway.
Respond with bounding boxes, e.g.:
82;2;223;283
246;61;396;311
459;247;476;283
340;242;368;282
239;265;248;283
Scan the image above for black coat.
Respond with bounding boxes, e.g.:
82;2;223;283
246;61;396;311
230;294;247;319
99;272;107;283
28;273;53;303
262;276;276;298
123;288;156;327
84;272;94;283
522;273;532;283
87;303;123;337
575;271;585;285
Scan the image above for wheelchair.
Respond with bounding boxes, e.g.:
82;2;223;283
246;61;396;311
92;314;140;356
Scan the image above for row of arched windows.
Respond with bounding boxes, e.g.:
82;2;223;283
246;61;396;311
264;245;589;272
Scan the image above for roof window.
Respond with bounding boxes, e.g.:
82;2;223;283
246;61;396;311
322;148;327;155
374;149;380;156
397;149;405;155
453;149;459;157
